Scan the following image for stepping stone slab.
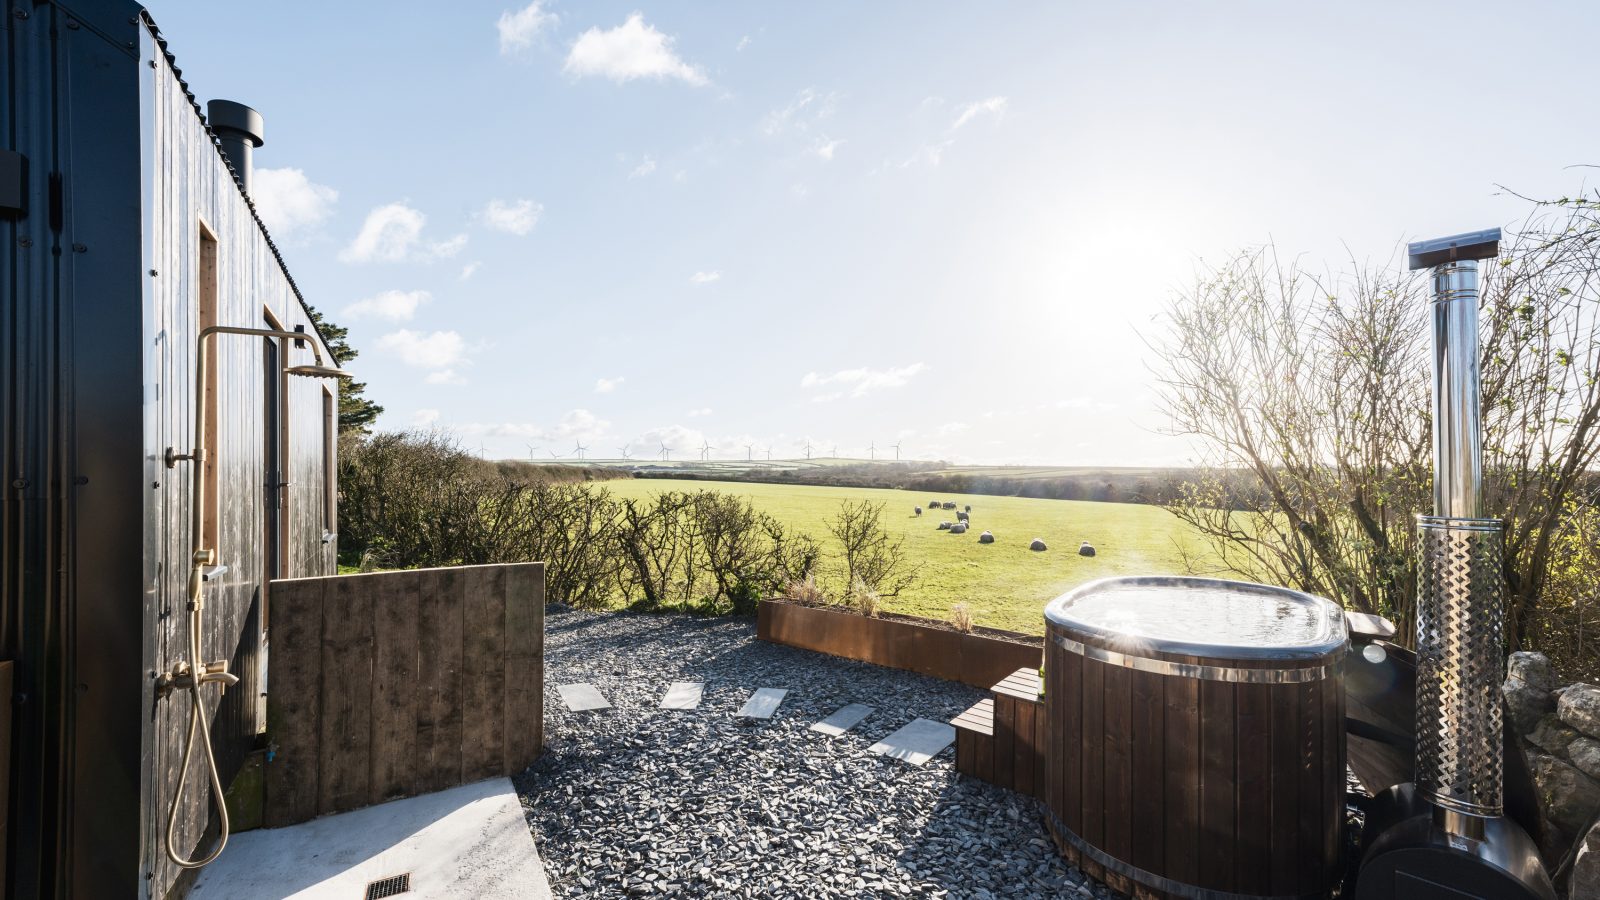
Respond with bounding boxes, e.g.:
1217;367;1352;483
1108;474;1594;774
869;718;956;766
810;703;874;737
738;688;788;719
557;683;611;712
660;681;705;710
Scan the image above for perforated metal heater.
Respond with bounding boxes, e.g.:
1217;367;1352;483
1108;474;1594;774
1352;230;1554;899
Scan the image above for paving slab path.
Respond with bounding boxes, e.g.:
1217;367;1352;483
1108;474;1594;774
520;607;1120;900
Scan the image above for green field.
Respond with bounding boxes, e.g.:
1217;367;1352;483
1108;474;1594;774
601;478;1237;634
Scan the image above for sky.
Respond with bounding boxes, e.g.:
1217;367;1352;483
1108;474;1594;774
150;0;1600;466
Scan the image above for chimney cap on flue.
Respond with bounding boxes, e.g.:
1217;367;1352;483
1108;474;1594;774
206;99;265;193
1407;228;1501;270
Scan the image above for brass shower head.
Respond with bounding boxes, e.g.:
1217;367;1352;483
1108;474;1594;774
285;364;351;379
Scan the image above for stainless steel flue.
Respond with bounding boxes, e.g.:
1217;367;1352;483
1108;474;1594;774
1409;229;1505;825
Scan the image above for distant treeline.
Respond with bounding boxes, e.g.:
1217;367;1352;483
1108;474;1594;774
486;460;634;484
637;463;1271;509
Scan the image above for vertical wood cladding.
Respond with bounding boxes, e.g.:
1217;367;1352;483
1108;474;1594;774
264;565;546;828
143;30;338;899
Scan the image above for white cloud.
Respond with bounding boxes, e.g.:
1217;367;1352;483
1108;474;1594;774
377;329;466;369
937;421;970;435
251;167;338;237
801;363;928;401
460;261;480;280
812;137;843;161
340;202;467;263
594;376;625;393
951;96;1008;130
687;407;712;417
736;35;751;51
455;409;611;446
689;270;721;284
479;198;542;235
498;1;557;54
564;14;706;86
345;289;430;322
629;157;658;179
425;369;466;385
763;88;837;136
412;408;441;426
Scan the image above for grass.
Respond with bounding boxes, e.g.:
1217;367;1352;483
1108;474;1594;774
601;478;1237;634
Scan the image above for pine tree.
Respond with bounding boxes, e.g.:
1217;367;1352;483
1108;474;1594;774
305;305;383;434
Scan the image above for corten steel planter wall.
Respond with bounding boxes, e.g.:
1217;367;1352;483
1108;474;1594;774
265;563;544;827
757;599;1041;689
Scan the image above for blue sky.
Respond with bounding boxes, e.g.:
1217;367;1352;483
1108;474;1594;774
153;1;1600;465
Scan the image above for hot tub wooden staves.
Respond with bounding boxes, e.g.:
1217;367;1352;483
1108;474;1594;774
1041;577;1350;900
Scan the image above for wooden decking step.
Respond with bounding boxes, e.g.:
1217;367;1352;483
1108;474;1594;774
993;666;1041;701
951;697;994;736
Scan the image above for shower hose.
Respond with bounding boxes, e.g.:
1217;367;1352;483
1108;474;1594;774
164;559;231;869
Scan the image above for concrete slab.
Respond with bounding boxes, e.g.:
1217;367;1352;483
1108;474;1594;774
190;777;552;900
869;718;956;766
737;687;788;719
660;681;704;710
557;682;611;711
811;703;874;737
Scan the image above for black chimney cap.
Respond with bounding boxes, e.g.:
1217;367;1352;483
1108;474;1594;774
1407;228;1501;270
206;99;264;147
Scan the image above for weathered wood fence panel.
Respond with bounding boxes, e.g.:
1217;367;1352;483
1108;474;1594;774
264;563;544;827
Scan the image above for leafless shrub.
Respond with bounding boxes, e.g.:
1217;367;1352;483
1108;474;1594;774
1155;194;1600;668
825;500;918;599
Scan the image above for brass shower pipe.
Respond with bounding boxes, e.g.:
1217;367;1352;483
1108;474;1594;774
160;324;347;869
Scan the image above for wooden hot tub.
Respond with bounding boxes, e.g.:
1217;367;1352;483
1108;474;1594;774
1043;576;1349;899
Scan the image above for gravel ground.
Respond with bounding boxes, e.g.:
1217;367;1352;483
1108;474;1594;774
516;606;1120;899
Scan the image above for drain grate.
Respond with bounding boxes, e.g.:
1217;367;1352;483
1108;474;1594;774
364;873;411;899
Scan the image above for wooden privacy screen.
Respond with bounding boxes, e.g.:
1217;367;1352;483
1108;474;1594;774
264;563;544;827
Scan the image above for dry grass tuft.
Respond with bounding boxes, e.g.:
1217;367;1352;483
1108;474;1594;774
950;602;975;633
782;573;827;606
851;576;881;618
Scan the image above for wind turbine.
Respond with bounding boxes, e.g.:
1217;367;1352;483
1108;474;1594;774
547;449;560;460
830;444;838;458
617;444;631;461
764;447;772;461
869;441;877;461
804;441;813;460
659;440;672;461
744;443;754;461
478;441;489;459
572;440;587;460
526;443;540;460
700;440;713;461
891;441;902;461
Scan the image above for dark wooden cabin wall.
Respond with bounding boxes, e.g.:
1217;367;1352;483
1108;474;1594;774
143;29;337;900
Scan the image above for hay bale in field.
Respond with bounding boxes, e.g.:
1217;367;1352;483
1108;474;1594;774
1029;538;1048;551
950;522;968;534
978;531;994;544
956;510;969;523
938;521;952;530
1079;541;1096;557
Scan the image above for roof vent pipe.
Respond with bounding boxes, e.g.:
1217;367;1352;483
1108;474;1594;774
205;100;265;195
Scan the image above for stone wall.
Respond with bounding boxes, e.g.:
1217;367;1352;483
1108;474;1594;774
1502;652;1600;895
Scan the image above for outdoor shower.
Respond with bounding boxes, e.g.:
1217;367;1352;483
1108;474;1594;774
158;324;346;869
1351;230;1555;899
